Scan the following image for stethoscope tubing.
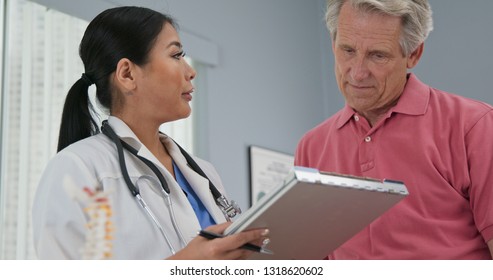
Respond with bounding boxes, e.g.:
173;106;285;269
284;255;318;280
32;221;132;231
135;193;177;254
101;120;241;254
135;175;188;251
156;182;188;248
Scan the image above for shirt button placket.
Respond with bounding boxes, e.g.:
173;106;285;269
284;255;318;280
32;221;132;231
360;134;374;172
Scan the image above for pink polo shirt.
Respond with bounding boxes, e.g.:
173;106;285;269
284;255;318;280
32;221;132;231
295;74;493;259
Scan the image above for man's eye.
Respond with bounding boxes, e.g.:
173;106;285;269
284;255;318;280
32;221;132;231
371;53;387;60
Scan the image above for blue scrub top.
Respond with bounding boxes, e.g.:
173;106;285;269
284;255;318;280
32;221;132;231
173;162;216;229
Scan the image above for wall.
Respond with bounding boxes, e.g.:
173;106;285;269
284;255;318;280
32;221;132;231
416;0;493;105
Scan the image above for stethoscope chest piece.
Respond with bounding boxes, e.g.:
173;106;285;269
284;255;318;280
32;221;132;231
216;196;241;220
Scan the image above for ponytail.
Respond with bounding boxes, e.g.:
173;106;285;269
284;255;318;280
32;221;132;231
57;74;100;152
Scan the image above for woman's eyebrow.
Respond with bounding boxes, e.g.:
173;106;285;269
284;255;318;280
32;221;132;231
166;41;182;49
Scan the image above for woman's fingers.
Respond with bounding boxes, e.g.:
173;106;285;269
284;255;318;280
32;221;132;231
169;222;270;260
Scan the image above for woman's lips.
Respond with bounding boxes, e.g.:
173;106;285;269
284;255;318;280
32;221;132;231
182;89;194;101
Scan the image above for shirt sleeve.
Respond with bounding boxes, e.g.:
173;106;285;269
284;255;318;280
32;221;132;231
294;134;311;167
32;151;99;259
466;109;493;243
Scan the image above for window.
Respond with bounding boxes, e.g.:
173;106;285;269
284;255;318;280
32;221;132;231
0;0;88;260
0;0;196;259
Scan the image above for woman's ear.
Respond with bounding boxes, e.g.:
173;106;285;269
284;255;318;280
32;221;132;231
114;58;137;91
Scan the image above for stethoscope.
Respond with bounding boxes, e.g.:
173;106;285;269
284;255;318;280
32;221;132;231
101;120;241;254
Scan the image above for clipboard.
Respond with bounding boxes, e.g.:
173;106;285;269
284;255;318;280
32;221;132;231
224;166;409;260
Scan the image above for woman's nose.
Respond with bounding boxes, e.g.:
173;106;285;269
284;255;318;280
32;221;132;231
186;62;196;81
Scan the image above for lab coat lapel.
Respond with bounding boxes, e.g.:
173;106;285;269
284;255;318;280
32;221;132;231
130;135;206;238
163;138;227;224
140;141;211;244
178;162;227;224
107;117;202;242
107;117;169;178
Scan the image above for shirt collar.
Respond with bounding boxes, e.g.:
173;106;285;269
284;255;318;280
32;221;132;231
107;116;181;158
107;116;144;150
336;73;430;129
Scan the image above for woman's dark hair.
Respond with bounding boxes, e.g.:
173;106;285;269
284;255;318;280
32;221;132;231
57;6;176;152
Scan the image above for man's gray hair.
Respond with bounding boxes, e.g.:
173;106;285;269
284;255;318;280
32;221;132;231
325;0;433;56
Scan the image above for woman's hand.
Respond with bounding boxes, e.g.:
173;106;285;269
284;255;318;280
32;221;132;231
167;222;269;260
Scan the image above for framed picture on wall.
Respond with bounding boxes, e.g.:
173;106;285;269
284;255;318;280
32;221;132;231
248;145;294;206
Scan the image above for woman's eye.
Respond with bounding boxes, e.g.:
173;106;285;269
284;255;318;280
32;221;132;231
173;51;186;59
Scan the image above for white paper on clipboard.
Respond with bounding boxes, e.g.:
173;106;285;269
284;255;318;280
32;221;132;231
224;166;409;260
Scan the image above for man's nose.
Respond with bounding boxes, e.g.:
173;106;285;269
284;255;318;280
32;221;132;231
349;56;370;81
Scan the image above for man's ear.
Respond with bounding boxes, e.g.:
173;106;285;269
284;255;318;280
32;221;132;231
407;43;424;69
114;58;137;91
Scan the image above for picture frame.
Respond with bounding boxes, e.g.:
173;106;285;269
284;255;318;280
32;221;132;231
248;145;294;206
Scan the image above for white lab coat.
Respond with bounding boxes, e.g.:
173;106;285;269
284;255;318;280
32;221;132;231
32;116;229;259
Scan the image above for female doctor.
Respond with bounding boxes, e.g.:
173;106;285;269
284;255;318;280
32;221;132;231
32;6;268;260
